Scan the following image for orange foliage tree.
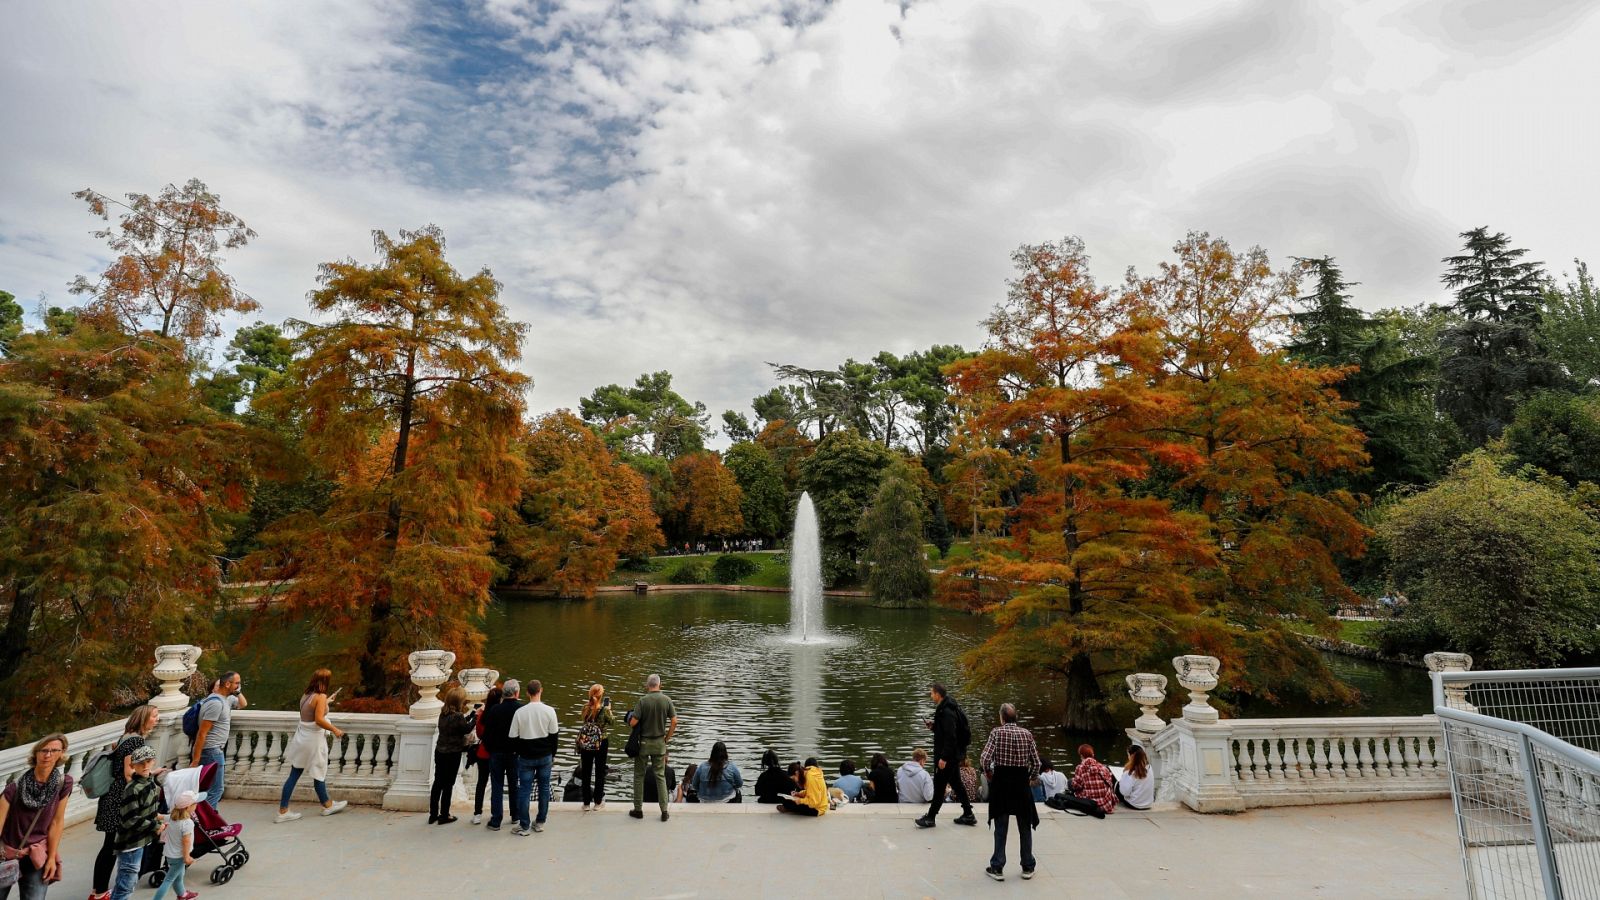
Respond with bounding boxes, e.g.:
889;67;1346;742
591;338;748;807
0;325;252;739
944;237;1213;731
242;227;528;698
70;178;259;343
1128;233;1369;701
497;411;662;597
667;451;745;541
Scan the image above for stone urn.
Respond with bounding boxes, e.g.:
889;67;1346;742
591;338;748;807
1125;673;1169;735
1424;651;1475;711
458;667;500;708
408;650;457;719
1172;655;1221;724
151;645;203;712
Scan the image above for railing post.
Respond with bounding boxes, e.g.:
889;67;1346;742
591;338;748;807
382;650;454;812
148;644;202;769
1517;732;1564;899
1167;655;1243;813
1425;652;1475;712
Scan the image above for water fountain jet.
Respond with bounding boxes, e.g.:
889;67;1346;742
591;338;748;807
790;492;823;642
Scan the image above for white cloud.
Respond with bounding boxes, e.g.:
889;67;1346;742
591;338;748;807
3;0;1598;439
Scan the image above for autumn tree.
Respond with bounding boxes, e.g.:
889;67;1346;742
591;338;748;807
945;236;1212;730
723;441;789;540
70;178;258;343
859;462;931;607
667;451;744;541
1131;233;1369;702
0;325;251;740
242;227;528;698
496;410;662;597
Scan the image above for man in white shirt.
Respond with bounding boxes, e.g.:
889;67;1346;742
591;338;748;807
1036;758;1068;799
896;748;935;804
507;679;560;835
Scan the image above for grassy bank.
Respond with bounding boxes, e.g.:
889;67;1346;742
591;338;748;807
1287;618;1384;648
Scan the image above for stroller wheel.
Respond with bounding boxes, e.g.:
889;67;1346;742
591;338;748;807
220;867;236;884
210;868;223;884
239;850;251;865
148;870;165;888
230;852;246;868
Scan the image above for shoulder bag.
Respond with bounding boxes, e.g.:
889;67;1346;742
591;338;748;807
623;719;642;759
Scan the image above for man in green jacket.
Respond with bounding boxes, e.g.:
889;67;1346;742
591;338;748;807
628;674;678;821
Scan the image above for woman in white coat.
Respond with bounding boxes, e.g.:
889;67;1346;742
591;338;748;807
275;668;349;822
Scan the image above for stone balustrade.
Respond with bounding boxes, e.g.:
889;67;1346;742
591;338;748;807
0;719;132;828
220;711;406;806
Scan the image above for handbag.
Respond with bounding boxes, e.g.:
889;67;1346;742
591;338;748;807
0;789;59;886
623;720;642;759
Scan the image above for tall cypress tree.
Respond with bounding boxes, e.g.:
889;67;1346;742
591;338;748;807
1437;228;1567;445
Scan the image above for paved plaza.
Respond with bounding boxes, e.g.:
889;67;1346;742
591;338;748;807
53;798;1465;898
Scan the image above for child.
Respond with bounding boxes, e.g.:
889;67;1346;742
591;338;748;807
111;746;164;900
151;790;199;900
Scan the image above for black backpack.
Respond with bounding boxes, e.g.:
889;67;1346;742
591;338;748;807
954;705;972;749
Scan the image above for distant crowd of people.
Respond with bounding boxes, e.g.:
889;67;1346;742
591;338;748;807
0;673;1156;897
660;538;768;556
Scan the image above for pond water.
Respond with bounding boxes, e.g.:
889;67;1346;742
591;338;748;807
234;591;1433;780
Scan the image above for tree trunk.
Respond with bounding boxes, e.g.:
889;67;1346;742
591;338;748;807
0;585;34;677
1062;652;1114;732
360;345;416;698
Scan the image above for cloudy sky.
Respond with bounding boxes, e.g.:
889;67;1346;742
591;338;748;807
4;0;1598;430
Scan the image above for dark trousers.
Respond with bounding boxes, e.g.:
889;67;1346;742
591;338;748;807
928;759;973;818
429;749;463;819
488;750;516;828
779;797;821;816
93;829;117;892
579;740;609;804
473;755;491;814
990;814;1035;871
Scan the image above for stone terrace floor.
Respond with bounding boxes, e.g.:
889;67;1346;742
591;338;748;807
56;798;1465;899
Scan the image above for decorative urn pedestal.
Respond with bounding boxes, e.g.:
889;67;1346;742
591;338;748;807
1173;655;1221;724
458;667;500;708
407;650;457;720
151;645;203;712
1125;673;1169;737
385;649;457;812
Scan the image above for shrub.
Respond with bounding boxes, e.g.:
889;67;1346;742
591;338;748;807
618;554;662;573
711;554;760;584
821;548;857;589
669;561;712;584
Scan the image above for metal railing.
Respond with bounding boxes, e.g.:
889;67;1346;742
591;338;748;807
1434;667;1600;899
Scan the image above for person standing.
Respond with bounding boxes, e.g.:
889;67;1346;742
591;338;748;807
576;684;615;811
507;679;559;835
110;747;162;900
276;668;348;822
148;791;196;900
480;679;522;831
916;683;975;828
979;703;1041;882
0;733;71;900
430;686;479;824
91;705;160;899
470;685;503;824
628;674;677;822
190;671;248;811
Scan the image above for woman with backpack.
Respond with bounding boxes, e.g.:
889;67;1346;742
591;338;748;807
88;705;159;900
0;733;71;899
275;668;349;823
575;683;615;811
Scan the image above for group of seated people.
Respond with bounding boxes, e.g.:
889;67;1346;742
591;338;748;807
559;742;1154;815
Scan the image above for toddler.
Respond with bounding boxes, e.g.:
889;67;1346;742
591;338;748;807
151;789;199;900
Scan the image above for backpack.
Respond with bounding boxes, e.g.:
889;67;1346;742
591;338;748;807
181;697;207;739
1046;791;1106;819
576;719;605;751
80;747;117;799
954;705;972;749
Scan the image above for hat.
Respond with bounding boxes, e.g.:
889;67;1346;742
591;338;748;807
171;790;197;809
130;746;158;764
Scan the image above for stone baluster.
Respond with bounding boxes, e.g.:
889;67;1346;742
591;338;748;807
1402;735;1421;778
1124;673;1168;739
1311;737;1330;779
1372;736;1391;778
1424;652;1475;712
150;645;203;712
384;649;453;811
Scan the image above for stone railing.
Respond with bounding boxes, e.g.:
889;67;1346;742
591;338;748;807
0;719;132;828
219;712;405;806
1128;651;1471;812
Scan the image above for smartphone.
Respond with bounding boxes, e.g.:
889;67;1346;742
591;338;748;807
329;687;343;702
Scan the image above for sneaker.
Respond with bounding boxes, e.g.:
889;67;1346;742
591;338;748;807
321;801;348;817
986;867;1005;882
531;822;544;833
510;825;531;836
914;816;936;829
1021;868;1035;880
593;801;605;810
661;810;670;822
438;815;458;825
471;814;483;825
954;812;978;826
180;892;200;900
274;811;302;823
485;823;501;832
629;809;644;819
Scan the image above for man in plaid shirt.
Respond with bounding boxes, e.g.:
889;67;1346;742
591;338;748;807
978;703;1041;881
1069;743;1117;815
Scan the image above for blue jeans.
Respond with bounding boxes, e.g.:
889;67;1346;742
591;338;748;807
151;855;187;900
514;754;553;828
111;846;144;900
990;815;1035;872
488;751;516;828
279;765;330;808
200;746;226;808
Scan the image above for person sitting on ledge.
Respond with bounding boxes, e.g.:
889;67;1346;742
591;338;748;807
1115;745;1154;810
674;762;699;803
832;759;863;802
777;759;828;817
896;748;934;804
1034;757;1067;801
862;753;897;804
1068;744;1117;816
692;741;743;803
754;749;790;804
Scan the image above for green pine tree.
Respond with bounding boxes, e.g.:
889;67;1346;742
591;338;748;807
859;463;930;608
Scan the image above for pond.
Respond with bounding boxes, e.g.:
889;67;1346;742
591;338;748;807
233;591;1434;781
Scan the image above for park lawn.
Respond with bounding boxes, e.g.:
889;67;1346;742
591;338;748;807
604;551;791;588
1287;618;1384;648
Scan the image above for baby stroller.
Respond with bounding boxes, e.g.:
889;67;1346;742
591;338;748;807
147;763;252;888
